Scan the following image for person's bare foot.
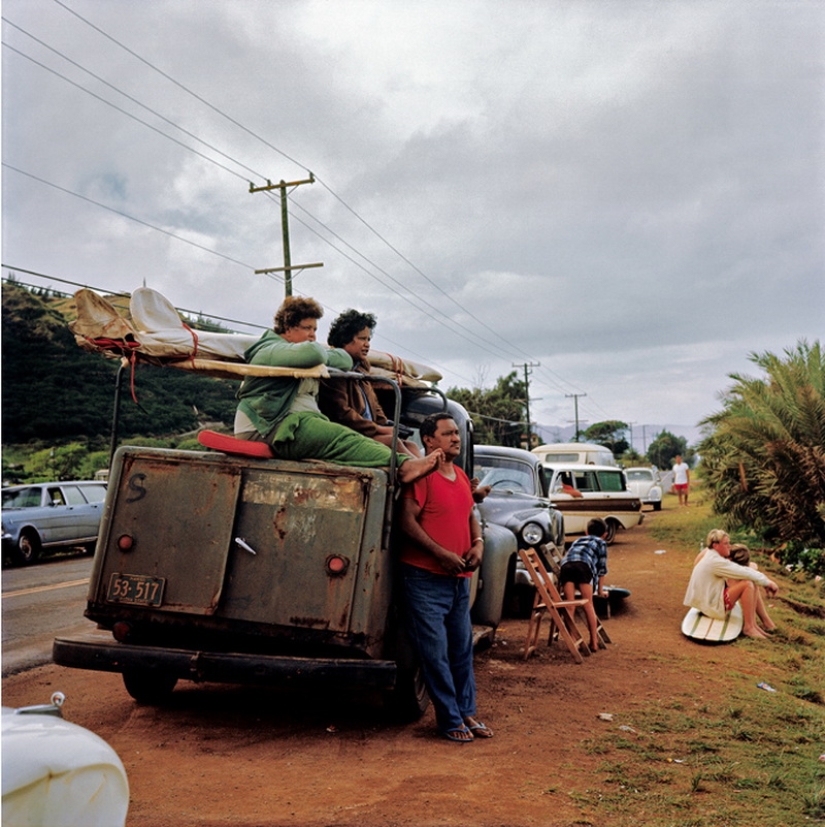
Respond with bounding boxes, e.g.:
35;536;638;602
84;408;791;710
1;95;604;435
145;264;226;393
742;626;768;639
397;450;443;484
464;717;493;738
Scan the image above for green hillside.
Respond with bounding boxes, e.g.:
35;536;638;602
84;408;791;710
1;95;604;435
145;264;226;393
1;282;239;448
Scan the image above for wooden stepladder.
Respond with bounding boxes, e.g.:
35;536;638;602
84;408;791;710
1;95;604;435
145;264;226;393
518;547;601;663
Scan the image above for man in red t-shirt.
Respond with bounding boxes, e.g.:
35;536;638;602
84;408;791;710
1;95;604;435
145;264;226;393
399;413;494;743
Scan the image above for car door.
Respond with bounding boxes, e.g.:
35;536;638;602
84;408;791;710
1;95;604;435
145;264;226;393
59;485;101;542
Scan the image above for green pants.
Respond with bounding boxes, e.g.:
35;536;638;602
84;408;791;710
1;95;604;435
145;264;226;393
270;412;407;468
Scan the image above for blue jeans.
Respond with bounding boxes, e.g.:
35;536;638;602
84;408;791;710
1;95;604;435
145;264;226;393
401;564;476;732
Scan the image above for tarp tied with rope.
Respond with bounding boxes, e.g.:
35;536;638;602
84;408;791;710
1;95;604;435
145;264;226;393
69;287;442;387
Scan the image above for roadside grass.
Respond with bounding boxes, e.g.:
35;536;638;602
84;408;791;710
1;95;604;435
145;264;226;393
575;494;825;827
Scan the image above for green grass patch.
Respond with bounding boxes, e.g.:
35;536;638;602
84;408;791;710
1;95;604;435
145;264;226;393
571;500;825;826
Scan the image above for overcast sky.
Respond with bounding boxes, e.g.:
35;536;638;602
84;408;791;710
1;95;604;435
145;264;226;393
3;0;823;448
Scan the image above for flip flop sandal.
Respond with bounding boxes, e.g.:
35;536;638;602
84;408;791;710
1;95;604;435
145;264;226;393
443;725;474;743
467;722;494;738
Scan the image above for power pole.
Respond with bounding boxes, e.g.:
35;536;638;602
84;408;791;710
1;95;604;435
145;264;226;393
513;362;540;449
565;393;587;441
249;174;323;297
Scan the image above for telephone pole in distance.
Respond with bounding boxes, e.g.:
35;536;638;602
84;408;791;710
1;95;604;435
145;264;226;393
565;392;587;441
250;174;323;297
513;361;540;449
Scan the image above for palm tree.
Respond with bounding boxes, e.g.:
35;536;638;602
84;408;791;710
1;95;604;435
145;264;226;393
698;340;825;545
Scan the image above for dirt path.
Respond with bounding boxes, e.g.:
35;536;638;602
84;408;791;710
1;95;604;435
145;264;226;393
2;514;791;827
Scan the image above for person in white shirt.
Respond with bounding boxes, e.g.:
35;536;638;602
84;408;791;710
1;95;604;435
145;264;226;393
684;529;779;639
672;455;691;506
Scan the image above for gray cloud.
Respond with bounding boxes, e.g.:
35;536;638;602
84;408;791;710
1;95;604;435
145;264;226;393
3;0;823;442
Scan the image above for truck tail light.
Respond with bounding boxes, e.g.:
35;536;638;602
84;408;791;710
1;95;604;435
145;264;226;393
325;555;349;577
113;621;132;642
117;534;135;551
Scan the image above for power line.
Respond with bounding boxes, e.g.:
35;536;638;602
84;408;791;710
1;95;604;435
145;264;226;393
41;0;580;380
14;1;610;414
2;164;253;269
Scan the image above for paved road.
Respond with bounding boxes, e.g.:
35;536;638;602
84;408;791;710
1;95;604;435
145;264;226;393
2;555;96;677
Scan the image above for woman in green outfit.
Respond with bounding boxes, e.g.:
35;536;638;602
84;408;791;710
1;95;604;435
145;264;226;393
234;296;441;483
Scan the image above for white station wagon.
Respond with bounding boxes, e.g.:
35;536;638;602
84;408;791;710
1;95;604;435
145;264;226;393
2;481;107;566
543;463;643;544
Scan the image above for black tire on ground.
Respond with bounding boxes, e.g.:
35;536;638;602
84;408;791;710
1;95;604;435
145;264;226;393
14;530;40;566
653;502;662;511
122;670;178;704
385;664;430;722
605;520;618;544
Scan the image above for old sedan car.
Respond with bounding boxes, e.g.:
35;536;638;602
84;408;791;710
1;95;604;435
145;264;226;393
543;463;643;544
2;692;129;827
473;445;565;613
2;481;107;566
625;466;663;511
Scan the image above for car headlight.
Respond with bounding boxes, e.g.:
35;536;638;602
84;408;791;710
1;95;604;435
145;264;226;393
521;522;544;546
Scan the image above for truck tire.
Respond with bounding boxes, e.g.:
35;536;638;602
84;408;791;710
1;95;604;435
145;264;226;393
122;670;178;704
384;664;430;722
14;530;40;566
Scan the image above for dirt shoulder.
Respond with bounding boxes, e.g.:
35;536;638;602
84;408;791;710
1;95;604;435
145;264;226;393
2;512;815;827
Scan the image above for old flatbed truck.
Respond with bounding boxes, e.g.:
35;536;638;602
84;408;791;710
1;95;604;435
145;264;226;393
53;382;516;720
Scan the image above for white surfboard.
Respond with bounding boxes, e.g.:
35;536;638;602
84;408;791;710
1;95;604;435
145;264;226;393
682;603;744;643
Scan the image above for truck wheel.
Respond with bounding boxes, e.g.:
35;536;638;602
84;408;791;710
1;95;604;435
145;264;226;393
653;502;662;511
14;530;40;566
385;665;430;722
605;520;618;544
122;670;178;704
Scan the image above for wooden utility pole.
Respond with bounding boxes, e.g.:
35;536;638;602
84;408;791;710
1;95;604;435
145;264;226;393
565;393;587;441
249;174;322;297
513;361;540;449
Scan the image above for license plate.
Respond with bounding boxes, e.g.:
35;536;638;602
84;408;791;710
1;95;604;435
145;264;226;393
107;573;165;607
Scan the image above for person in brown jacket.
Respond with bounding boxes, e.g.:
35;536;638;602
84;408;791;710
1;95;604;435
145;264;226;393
319;309;420;457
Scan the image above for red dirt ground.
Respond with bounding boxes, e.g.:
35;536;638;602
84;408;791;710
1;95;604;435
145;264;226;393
2;514;792;827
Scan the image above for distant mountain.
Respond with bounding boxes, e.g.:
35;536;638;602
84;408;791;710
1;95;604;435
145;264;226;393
533;422;702;451
1;282;238;445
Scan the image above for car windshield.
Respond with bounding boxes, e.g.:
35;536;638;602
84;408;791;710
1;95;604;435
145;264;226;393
626;470;653;482
474;456;536;494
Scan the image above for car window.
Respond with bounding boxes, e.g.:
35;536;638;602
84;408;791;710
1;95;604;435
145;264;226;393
79;485;107;503
596;471;626;492
47;487;67;506
61;485;89;506
2;487;43;508
573;471;597;492
543;452;581;463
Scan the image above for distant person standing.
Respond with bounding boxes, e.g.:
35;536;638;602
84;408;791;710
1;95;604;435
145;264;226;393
672;454;690;506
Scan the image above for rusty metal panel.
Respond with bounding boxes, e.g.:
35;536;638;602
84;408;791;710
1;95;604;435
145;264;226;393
95;452;241;615
220;466;373;633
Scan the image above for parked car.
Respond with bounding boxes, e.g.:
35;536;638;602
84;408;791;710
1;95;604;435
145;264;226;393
532;442;617;467
624;467;663;511
1;481;107;566
542;463;643;544
1;692;129;827
473;445;565;613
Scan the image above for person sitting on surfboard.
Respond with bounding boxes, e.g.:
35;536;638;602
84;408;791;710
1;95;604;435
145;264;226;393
684;529;778;639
